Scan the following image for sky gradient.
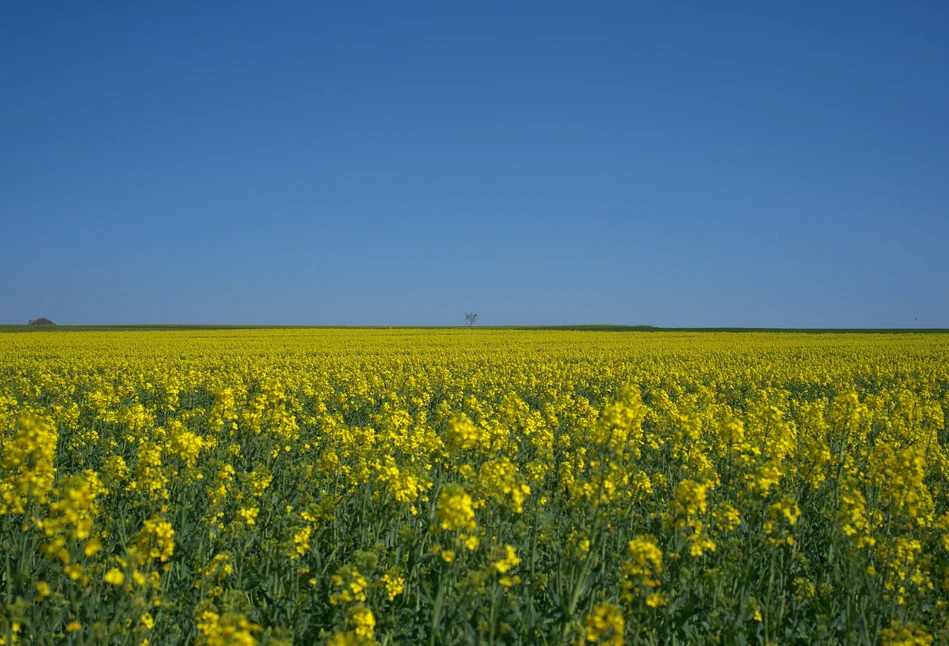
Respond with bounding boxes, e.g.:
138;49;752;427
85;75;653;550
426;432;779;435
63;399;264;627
2;2;948;327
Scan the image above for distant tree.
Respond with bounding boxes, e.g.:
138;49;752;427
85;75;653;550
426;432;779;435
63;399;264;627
464;313;478;327
28;317;55;326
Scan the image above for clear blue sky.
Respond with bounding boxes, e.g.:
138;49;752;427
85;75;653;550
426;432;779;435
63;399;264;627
2;2;947;327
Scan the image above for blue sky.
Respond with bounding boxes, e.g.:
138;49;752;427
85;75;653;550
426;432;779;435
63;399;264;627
2;2;947;327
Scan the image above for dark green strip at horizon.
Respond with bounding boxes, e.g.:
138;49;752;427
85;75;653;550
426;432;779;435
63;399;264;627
1;324;947;334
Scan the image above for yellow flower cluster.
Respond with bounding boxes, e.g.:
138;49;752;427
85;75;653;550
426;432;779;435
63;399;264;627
330;566;369;605
493;545;520;574
136;517;176;562
0;416;57;513
582;602;625;645
435;483;476;531
379;572;405;601
195;610;260;646
1;328;947;644
622;536;666;607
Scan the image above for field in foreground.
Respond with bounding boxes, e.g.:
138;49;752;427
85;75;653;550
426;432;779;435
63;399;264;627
1;329;948;645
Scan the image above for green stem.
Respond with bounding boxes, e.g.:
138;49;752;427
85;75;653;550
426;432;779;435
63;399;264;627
429;571;445;646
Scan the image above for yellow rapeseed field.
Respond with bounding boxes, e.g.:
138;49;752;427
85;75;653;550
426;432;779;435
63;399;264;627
1;329;948;645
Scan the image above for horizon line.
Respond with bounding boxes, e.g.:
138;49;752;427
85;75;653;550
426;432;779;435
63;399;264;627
3;324;948;334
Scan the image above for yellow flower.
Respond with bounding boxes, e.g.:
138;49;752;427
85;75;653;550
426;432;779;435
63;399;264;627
626;536;663;577
768;496;801;526
167;422;206;468
348;605;375;639
290;526;311;559
237;507;259;526
446;413;483;450
462;534;480;551
195;610;259;646
879;621;933;646
499;575;521;588
583;603;624;645
64;564;84;580
380;573;405;601
645;592;668;608
329;566;368;605
84;537;102;557
493;545;520;574
671;479;708;521
623;535;664;602
136;517;175;562
105;568;125;585
0;415;58;514
435;484;476;532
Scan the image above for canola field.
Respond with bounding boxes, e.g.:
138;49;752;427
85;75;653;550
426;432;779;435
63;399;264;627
1;329;948;645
